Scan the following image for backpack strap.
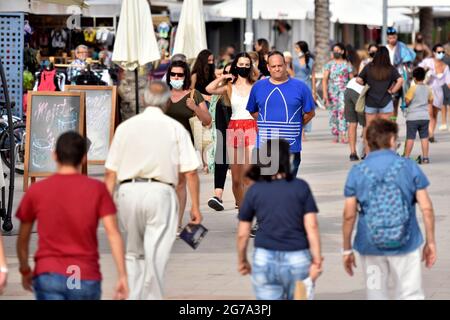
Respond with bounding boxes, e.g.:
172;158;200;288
384;157;406;183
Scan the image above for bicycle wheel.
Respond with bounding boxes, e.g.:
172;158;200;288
0;122;26;175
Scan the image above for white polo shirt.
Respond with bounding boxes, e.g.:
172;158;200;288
105;107;200;185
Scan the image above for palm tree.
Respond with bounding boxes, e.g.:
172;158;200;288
314;0;331;74
419;7;433;47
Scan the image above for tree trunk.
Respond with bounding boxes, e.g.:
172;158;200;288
314;0;331;74
419;7;433;47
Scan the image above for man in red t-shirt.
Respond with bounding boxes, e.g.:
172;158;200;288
16;132;128;300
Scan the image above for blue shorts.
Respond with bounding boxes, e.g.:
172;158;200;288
365;101;394;114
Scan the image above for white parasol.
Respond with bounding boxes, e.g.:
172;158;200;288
112;0;160;71
112;0;160;115
172;0;208;60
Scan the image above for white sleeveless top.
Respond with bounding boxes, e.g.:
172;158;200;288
230;85;253;120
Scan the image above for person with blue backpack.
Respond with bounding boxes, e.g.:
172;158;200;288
342;118;436;300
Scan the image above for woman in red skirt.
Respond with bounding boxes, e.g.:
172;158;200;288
206;52;257;208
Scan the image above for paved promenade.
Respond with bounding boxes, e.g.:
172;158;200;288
1;109;449;300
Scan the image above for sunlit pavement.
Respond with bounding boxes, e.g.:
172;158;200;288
1;109;450;300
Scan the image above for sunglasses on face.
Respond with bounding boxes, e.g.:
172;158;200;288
170;72;185;77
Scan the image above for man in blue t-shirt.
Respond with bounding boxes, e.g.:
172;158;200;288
246;51;315;177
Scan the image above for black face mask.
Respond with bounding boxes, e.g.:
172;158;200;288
369;52;376;58
236;67;251;78
333;52;342;59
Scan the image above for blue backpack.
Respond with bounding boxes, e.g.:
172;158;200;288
357;158;411;250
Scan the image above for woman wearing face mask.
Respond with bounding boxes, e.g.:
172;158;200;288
293;41;316;141
359;44;378;73
419;44;450;141
413;33;432;67
205;63;233;211
191;49;216;103
323;43;354;143
166;60;212;233
206;52;257;209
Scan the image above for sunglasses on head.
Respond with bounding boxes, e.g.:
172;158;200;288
387;27;397;36
170;72;184;77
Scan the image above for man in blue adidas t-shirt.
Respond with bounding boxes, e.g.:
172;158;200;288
246;51;315;177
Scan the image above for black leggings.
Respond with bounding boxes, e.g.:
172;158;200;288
214;101;231;190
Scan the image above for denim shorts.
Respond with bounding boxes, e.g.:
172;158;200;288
365;101;394;114
33;273;101;300
252;248;311;300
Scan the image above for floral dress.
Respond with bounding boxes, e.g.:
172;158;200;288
324;61;353;137
419;58;450;109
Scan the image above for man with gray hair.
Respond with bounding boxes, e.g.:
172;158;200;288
104;81;203;300
67;45;89;83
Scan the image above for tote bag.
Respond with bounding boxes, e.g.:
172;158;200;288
189;90;213;151
355;84;370;113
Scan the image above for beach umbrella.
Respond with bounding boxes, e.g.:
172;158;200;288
112;0;160;115
172;0;208;60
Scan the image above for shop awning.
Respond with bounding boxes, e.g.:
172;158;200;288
210;0;312;20
330;0;411;26
210;0;411;26
39;0;87;7
388;0;450;7
0;0;122;17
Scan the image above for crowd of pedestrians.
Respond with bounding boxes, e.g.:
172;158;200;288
1;26;449;301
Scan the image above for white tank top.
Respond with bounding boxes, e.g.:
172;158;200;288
230;85;253;120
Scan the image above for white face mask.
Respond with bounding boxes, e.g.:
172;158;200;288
170;79;184;90
298;52;305;58
436;52;445;60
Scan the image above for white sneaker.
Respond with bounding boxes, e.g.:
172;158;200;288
439;124;448;131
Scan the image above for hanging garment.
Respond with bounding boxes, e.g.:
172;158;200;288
84;29;96;43
51;29;67;49
37;69;57;91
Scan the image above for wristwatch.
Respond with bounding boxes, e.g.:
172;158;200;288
341;249;354;256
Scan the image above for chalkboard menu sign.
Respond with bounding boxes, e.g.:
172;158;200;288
24;92;86;191
65;86;117;164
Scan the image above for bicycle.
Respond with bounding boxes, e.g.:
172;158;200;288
0;104;26;175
